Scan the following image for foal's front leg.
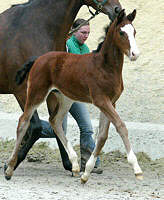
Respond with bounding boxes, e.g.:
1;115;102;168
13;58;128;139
48;92;80;175
81;96;143;184
97;99;143;180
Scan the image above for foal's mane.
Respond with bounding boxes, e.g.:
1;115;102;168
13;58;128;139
93;22;111;53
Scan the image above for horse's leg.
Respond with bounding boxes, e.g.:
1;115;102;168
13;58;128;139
81;111;110;183
46;91;72;171
5;85;48;180
48;92;80;175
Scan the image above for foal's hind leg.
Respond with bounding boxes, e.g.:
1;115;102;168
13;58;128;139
46;91;72;172
4;86;47;180
12;92;42;170
81;111;110;183
48;92;80;175
4;106;37;180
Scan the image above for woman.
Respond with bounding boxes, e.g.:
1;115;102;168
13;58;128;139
64;18;103;174
41;19;102;174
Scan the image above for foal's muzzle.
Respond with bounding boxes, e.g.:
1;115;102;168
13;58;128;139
130;51;140;61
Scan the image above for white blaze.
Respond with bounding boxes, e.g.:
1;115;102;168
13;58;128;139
121;24;140;60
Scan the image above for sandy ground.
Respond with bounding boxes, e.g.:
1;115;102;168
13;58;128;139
0;0;164;200
0;160;164;200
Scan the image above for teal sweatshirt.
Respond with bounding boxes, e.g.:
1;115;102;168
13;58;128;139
66;35;89;55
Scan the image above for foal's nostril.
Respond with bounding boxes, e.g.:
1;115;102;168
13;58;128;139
115;6;121;14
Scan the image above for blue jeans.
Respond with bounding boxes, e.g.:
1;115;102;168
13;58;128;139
40;102;100;167
63;102;100;167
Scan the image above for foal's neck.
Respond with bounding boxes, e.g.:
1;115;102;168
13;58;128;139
100;25;124;74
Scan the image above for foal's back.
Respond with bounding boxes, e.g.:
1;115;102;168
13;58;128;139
28;51;96;102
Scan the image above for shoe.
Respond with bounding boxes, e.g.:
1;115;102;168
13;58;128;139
91;166;103;174
80;166;103;174
80;145;103;174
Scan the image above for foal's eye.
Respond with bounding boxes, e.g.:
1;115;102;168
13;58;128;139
119;31;124;36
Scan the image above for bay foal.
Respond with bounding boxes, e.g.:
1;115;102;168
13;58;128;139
1;0;121;172
5;9;143;183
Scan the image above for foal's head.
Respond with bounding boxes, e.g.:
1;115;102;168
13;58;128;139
112;9;140;61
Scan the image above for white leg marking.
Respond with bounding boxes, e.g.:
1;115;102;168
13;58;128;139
67;142;79;173
81;154;97;183
127;149;142;175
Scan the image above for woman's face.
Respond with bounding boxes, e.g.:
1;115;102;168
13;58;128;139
74;25;90;44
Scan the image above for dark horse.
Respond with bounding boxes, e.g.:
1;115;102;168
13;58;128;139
0;0;122;172
5;9;143;183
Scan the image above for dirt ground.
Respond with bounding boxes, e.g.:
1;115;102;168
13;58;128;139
0;0;164;200
0;141;164;200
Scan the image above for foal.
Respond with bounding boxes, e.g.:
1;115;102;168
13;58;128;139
5;9;143;183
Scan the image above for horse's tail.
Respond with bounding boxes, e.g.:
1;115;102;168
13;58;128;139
15;56;38;85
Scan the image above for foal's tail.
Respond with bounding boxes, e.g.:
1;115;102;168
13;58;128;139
15;56;38;85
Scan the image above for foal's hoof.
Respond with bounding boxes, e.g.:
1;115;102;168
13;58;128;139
72;171;80;177
135;173;143;180
4;163;12;181
80;174;88;184
72;164;80;177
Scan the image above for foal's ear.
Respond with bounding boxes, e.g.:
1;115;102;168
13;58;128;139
116;9;125;26
127;9;136;22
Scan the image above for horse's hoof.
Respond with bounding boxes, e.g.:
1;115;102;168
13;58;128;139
63;162;72;172
135;173;143;180
4;163;8;172
5;175;12;180
4;163;12;181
